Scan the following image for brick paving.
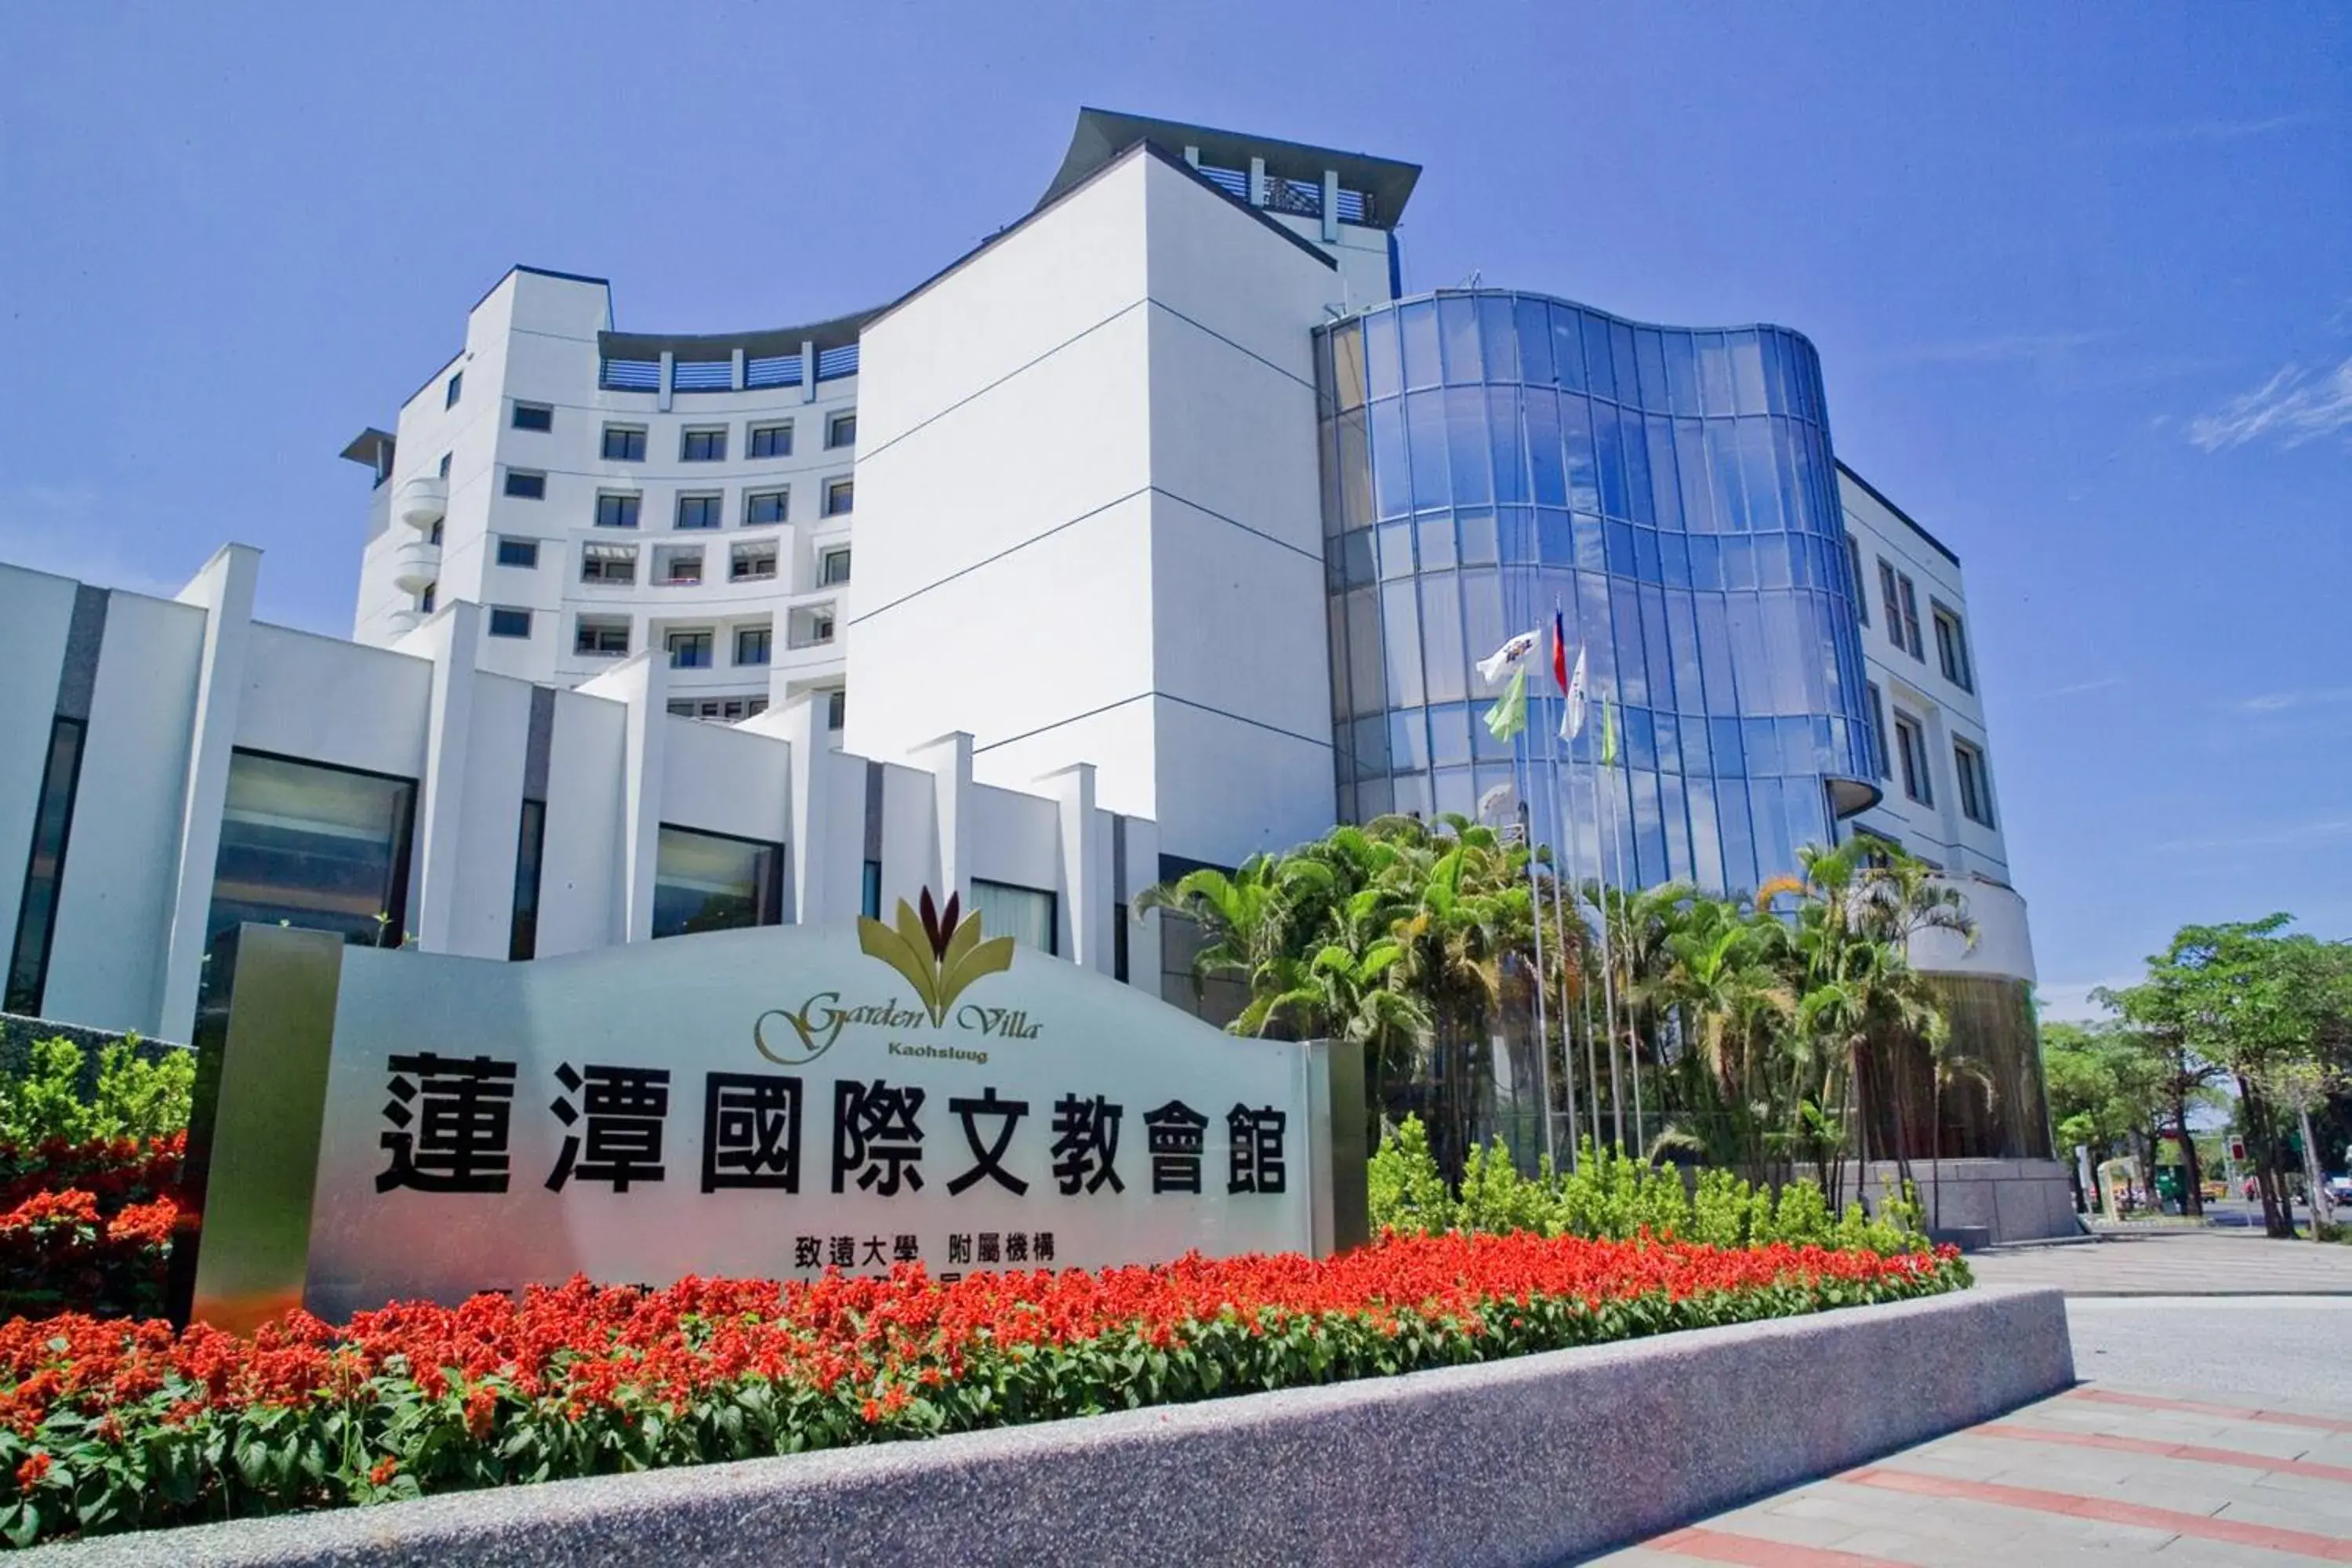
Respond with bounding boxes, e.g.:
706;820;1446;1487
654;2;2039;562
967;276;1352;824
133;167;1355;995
1969;1230;2352;1296
1592;1384;2352;1565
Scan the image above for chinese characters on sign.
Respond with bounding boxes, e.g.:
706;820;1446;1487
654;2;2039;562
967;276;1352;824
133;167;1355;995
370;1058;1289;1273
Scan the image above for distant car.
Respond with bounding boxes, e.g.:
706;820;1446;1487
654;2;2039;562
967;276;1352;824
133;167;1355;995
2326;1175;2352;1207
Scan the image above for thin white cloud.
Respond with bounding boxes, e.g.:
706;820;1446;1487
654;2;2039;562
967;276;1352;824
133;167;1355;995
2186;357;2352;452
2030;676;2124;701
2238;686;2352;713
2117;112;2325;146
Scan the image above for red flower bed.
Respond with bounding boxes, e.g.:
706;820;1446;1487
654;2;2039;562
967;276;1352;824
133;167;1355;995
0;1137;183;1324
0;1231;1964;1548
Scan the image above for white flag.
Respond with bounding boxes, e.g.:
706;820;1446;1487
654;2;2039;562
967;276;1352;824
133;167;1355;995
1559;646;1589;741
1475;630;1541;688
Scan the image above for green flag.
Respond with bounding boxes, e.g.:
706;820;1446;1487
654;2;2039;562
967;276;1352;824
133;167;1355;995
1599;696;1617;765
1483;666;1528;742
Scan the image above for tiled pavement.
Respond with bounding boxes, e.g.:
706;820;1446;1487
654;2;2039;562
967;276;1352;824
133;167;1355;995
1969;1232;2352;1297
1590;1385;2352;1565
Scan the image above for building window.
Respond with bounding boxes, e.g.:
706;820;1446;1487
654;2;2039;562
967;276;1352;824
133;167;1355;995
861;859;881;920
826;688;846;731
595;492;641;529
198;750;416;1033
445;371;463;408
681;427;728;463
575;618;630;656
1846;534;1867;625
735;625;772;666
827;411;857;448
1933;603;1973;691
749;422;793;459
659;548;704;586
511;402;554;433
419;583;437;615
5;718;87;1015
731;543;778;581
488;607;532;639
1866;682;1892;781
652;826;782;938
582;543;637;583
971;878;1056;956
667;629;714;669
1113;902;1129;983
1896;574;1922;659
1893;711;1933;805
1955;741;1995;828
825;478;854;517
503;470;546;500
819;546;851;586
602;426;648;462
495;537;540;568
790;608;835;648
1876;561;1901;648
437;452;453;479
676;493;723;530
509;798;546;962
744;490;788;527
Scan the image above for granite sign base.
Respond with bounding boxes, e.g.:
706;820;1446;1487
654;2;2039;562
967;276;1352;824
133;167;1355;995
31;1285;2072;1568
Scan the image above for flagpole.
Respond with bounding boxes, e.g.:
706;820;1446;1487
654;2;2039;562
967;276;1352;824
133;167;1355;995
1586;701;1626;1151
1537;684;1581;1173
1544;604;1590;1169
1595;709;1646;1156
1512;718;1559;1174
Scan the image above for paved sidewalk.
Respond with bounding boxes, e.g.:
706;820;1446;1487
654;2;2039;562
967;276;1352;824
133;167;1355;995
1592;1383;2352;1566
1971;1228;2352;1296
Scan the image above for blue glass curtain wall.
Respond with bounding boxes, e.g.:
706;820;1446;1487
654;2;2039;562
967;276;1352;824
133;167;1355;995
1318;290;1875;895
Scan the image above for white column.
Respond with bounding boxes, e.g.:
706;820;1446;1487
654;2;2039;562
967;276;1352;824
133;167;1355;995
1042;763;1107;972
408;601;481;953
800;340;818;405
158;543;261;1041
657;351;675;413
731;347;747;392
1248;155;1267;207
579;652;667;942
1322;169;1341;242
910;731;972;911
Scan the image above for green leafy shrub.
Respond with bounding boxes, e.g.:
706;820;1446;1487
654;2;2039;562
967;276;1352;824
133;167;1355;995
0;1039;191;1149
1367;1115;1929;1257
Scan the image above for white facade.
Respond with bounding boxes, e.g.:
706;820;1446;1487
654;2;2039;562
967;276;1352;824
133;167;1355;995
0;546;1158;1045
1839;463;2034;986
348;269;863;733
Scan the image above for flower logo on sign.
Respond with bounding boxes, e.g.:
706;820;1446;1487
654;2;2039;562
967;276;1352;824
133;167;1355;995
857;888;1016;1028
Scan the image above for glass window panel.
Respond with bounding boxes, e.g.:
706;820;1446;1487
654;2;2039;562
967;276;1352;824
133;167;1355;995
1675;419;1714;532
1748;779;1792;884
1417;513;1457;569
1445;386;1493;504
1327;605;1352;723
1603;519;1636;578
1730;332;1769;415
1608;579;1647;706
1369;583;1414;710
1458;508;1499;566
1765;595;1810;714
1715;774;1756;891
1562;397;1600;513
1759;329;1788;417
1525;390;1565;506
1697;332;1735;416
1755;534;1792;590
1458;568;1507;689
1438;296;1482;384
1634;328;1669;412
1685;775;1724;891
1707;422;1748;532
1688;534;1723;591
1658;529;1692;589
1486;387;1526;504
1593;401;1628;520
1573;514;1606;573
1478;295;1520;382
1420;572;1466;704
1658;772;1693;883
1399;299;1441;389
1721;535;1757;591
1622;408;1655;525
1330;319;1367;410
1353;714;1390;777
5;719;85;1014
1550;304;1587;393
1744;717;1781;775
971;878;1056;956
1711;716;1746;776
1428;702;1472;767
1385;772;1427;820
1432;768;1475;820
1575;571;1613;684
1726;593;1770;709
1624;706;1658;771
1366;310;1403;401
1581;314;1617;401
1784;775;1827;854
1515;297;1554;385
1696;593;1737;716
1372;400;1412;519
1406;391;1449;510
1537;508;1573;564
1378;520;1415;579
1335;410;1373;528
1742;421;1785;535
1610;321;1639;408
1643;418;1682;532
652;826;782;938
1630;768;1667;887
1680;713;1713;774
1339;527;1374;588
1641;586;1675;712
1632;526;1662;583
1386;709;1429;774
1664;332;1701;416
1359;776;1397;819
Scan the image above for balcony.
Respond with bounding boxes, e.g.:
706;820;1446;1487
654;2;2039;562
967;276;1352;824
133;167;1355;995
396;476;448;531
389;535;441;593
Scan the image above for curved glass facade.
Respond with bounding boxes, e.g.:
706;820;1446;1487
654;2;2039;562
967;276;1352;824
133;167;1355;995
1316;290;1875;894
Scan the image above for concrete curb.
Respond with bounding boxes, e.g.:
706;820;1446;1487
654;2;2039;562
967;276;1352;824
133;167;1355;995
31;1285;2072;1568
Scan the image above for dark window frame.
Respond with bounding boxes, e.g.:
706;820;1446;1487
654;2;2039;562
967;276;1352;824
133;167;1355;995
824;478;854;517
509;798;547;960
444;371;463;408
594;492;641;529
1932;601;1973;691
575;618;630;656
487;607;533;639
601;426;648;463
675;493;723;531
503;470;546;500
680;427;728;463
735;625;773;666
666;629;715;669
495;537;540;569
652;822;785;938
1955;739;1995;828
749;422;793;459
826;411;858;449
744;489;789;527
5;717;88;1015
510;402;554;433
1893;710;1933;805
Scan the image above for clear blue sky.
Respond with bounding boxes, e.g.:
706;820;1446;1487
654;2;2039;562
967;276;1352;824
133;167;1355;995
2;3;2346;1012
